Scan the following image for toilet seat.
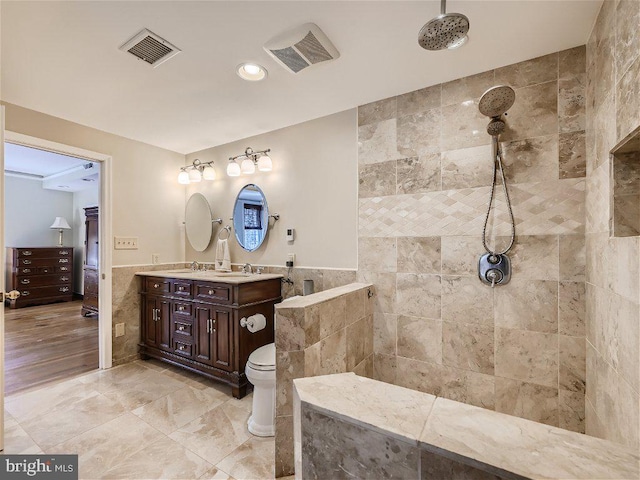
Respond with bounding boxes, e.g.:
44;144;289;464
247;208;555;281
247;343;275;371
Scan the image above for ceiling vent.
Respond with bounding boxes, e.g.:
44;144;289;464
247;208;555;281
119;28;181;68
263;23;339;74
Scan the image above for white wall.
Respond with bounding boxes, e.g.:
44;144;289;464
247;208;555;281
2;102;186;267
72;184;99;293
185;109;358;269
4;175;74;247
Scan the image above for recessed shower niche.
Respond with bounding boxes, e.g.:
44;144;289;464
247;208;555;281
611;126;640;237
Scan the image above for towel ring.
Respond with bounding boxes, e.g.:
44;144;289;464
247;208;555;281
218;225;231;241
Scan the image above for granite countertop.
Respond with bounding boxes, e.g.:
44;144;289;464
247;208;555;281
135;268;283;285
294;373;640;480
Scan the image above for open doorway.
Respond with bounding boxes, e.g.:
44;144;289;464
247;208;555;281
3;141;103;394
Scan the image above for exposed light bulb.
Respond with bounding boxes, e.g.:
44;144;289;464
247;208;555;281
257;154;273;172
227;160;241;177
188;168;202;183
241;158;256;174
202;165;216;180
178;170;190;184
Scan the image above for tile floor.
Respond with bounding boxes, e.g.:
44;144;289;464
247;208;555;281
3;359;277;479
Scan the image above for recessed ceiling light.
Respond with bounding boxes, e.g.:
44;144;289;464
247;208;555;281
236;63;267;81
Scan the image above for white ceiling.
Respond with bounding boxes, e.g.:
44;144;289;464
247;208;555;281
4;143;98;192
1;1;602;155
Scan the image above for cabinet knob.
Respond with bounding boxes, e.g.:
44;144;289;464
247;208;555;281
59;250;69;255
178;345;186;351
178;325;185;331
208;289;214;295
60;276;69;282
22;291;30;296
22;251;32;256
59;287;70;292
178;286;184;291
178;306;184;311
59;259;69;263
154;283;159;288
23;269;31;273
60;267;68;271
20;279;30;285
23;260;32;265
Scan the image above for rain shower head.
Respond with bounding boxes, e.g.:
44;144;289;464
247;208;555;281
478;85;516;118
418;0;469;51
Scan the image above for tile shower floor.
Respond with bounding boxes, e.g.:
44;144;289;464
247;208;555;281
3;360;275;479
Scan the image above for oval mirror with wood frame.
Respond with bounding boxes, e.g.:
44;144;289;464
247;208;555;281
233;184;270;252
185;193;214;252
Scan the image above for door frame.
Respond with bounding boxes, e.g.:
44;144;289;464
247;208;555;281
4;131;113;370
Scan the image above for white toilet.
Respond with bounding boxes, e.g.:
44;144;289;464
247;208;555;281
245;342;276;437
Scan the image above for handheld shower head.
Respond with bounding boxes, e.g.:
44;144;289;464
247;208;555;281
478;85;516;118
418;0;469;51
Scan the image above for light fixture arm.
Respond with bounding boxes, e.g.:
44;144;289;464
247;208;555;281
180;158;215;173
228;147;271;163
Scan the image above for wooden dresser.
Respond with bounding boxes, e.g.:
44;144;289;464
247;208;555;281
5;247;74;308
82;206;99;316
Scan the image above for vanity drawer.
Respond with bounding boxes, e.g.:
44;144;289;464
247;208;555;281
172;280;193;298
173;319;193;338
173;340;193;358
173;302;192;317
146;277;171;294
194;282;232;304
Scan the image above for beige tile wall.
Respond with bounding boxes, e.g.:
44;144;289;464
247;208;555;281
585;0;640;450
358;47;588;431
274;283;374;477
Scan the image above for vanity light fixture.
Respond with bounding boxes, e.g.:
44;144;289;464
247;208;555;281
226;147;272;177
178;159;216;185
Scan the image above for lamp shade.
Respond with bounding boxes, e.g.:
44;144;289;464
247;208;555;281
227;160;241;177
178;170;190;184
188;168;202;183
257;154;273;172
202;165;216;180
240;158;255;174
50;217;71;230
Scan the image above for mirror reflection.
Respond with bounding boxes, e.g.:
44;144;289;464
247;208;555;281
185;193;213;252
233;184;269;252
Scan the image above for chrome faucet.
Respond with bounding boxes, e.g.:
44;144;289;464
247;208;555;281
190;261;200;271
242;263;253;274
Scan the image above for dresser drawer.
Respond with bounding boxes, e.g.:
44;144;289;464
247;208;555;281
17;257;72;267
16;248;72;258
146;277;171;294
194;282;232;304
16;274;71;287
19;285;72;299
172;280;193;298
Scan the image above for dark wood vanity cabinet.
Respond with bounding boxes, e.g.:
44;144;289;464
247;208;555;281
5;247;74;308
139;275;281;398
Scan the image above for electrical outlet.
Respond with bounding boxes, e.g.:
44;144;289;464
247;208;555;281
114;236;138;250
287;253;295;263
151;253;160;264
115;323;125;337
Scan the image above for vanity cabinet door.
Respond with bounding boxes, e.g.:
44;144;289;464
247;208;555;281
143;296;171;351
194;304;233;371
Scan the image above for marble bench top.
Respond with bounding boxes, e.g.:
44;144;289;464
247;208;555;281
294;373;640;480
275;282;373;309
135;269;283;285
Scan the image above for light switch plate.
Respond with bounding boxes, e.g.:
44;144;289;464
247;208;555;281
114;237;138;249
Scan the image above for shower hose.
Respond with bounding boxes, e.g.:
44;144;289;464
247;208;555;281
481;139;516;257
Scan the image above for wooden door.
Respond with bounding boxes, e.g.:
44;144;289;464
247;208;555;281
143;297;160;349
195;305;214;365
157;298;171;351
85;207;99;268
212;307;233;371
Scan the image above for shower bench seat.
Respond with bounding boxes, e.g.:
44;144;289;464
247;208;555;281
293;373;639;480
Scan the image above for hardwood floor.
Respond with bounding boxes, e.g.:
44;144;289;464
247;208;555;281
4;300;99;396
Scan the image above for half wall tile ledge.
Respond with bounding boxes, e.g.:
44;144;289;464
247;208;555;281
293;373;640;480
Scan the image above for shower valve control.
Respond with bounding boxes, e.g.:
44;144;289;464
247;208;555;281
479;253;511;288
